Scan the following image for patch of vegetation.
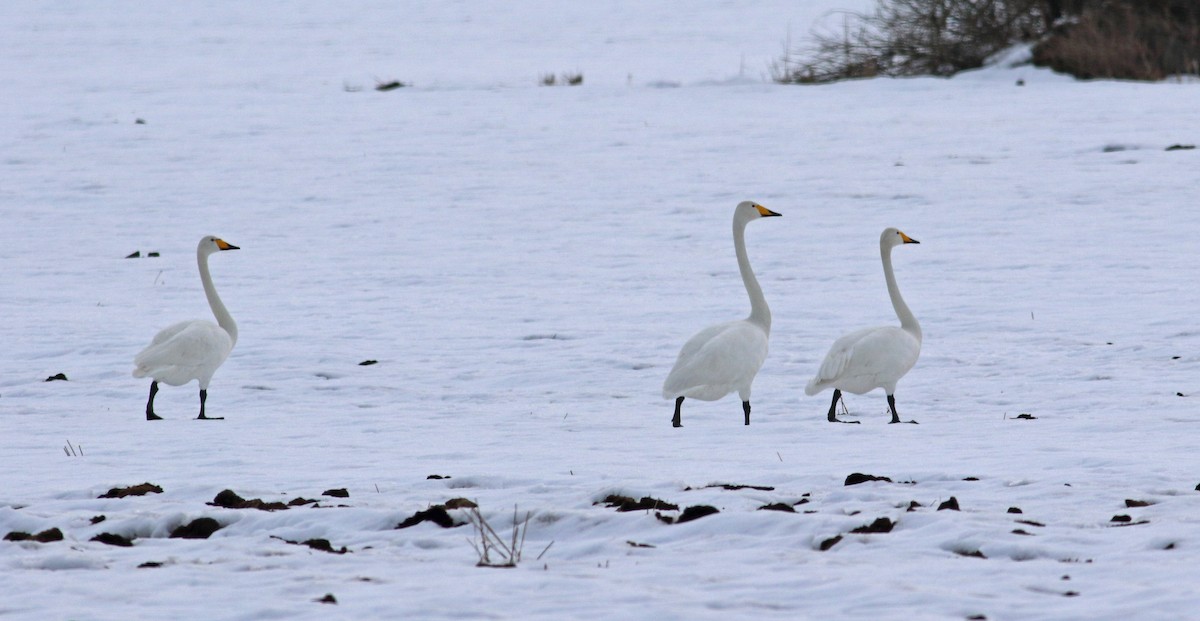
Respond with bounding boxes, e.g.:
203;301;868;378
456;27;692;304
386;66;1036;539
774;0;1200;83
465;505;532;568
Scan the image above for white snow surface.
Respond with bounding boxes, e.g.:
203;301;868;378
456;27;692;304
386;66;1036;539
4;2;1200;619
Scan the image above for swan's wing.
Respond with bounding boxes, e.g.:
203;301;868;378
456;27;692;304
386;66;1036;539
133;320;233;385
144;319;200;348
807;326;919;395
806;327;876;394
664;320;768;399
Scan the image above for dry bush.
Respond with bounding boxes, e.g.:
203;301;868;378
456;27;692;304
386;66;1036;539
775;0;1051;83
1033;1;1200;80
775;0;1200;83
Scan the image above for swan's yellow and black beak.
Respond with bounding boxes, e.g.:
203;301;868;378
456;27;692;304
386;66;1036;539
899;231;919;244
215;239;240;251
755;205;782;218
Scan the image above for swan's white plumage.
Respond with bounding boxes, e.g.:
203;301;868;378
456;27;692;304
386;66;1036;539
133;235;239;394
805;325;920;396
805;228;921;418
663;319;768;401
133;320;233;388
662;201;780;424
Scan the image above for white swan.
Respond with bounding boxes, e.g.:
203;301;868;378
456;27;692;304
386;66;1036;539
133;236;239;420
662;201;781;427
805;227;921;424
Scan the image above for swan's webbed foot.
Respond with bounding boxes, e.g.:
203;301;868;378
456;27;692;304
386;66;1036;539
197;414;225;420
886;395;917;424
825;389;860;423
671;396;683;428
146;412;163;421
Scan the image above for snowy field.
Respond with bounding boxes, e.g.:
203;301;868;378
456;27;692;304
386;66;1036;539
4;1;1200;619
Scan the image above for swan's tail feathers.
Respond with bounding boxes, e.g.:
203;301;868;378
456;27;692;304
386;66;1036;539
132;367;148;379
804;378;825;396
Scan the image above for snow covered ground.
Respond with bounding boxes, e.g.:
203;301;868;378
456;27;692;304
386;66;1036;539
3;1;1200;619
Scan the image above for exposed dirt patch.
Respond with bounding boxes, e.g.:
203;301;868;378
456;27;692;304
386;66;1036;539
323;488;350;498
210;489;289;511
443;498;477;510
169;517;222;539
757;503;795;513
597;494;679;512
937;497;961;511
692;483;775;492
851;517;895;534
99;483;163;499
5;528;63;543
818;535;843;551
272;536;350;554
659;505;719;525
396;506;460;529
845;473;892;486
91;532;134;547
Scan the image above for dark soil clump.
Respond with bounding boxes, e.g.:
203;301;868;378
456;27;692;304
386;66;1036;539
5;528;63;543
92;532;134;547
210;489;289;511
819;535;843;551
845;473;892;486
99;483;163;499
170;517;222;539
851;517;896;534
675;505;720;524
598;494;679;512
396;506;459;529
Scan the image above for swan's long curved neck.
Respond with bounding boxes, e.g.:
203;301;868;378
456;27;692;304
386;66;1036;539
881;244;920;340
734;218;770;332
198;249;238;345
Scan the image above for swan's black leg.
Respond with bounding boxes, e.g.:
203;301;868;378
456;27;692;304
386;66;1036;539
672;396;684;428
146;381;163;421
827;389;858;424
197;389;224;420
887;394;917;424
743;400;751;426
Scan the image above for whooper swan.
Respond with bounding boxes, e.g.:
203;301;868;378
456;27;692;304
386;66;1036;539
662;201;781;427
133;235;240;420
806;227;921;424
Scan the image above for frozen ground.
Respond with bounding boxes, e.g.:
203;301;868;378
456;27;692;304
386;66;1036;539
3;2;1200;619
